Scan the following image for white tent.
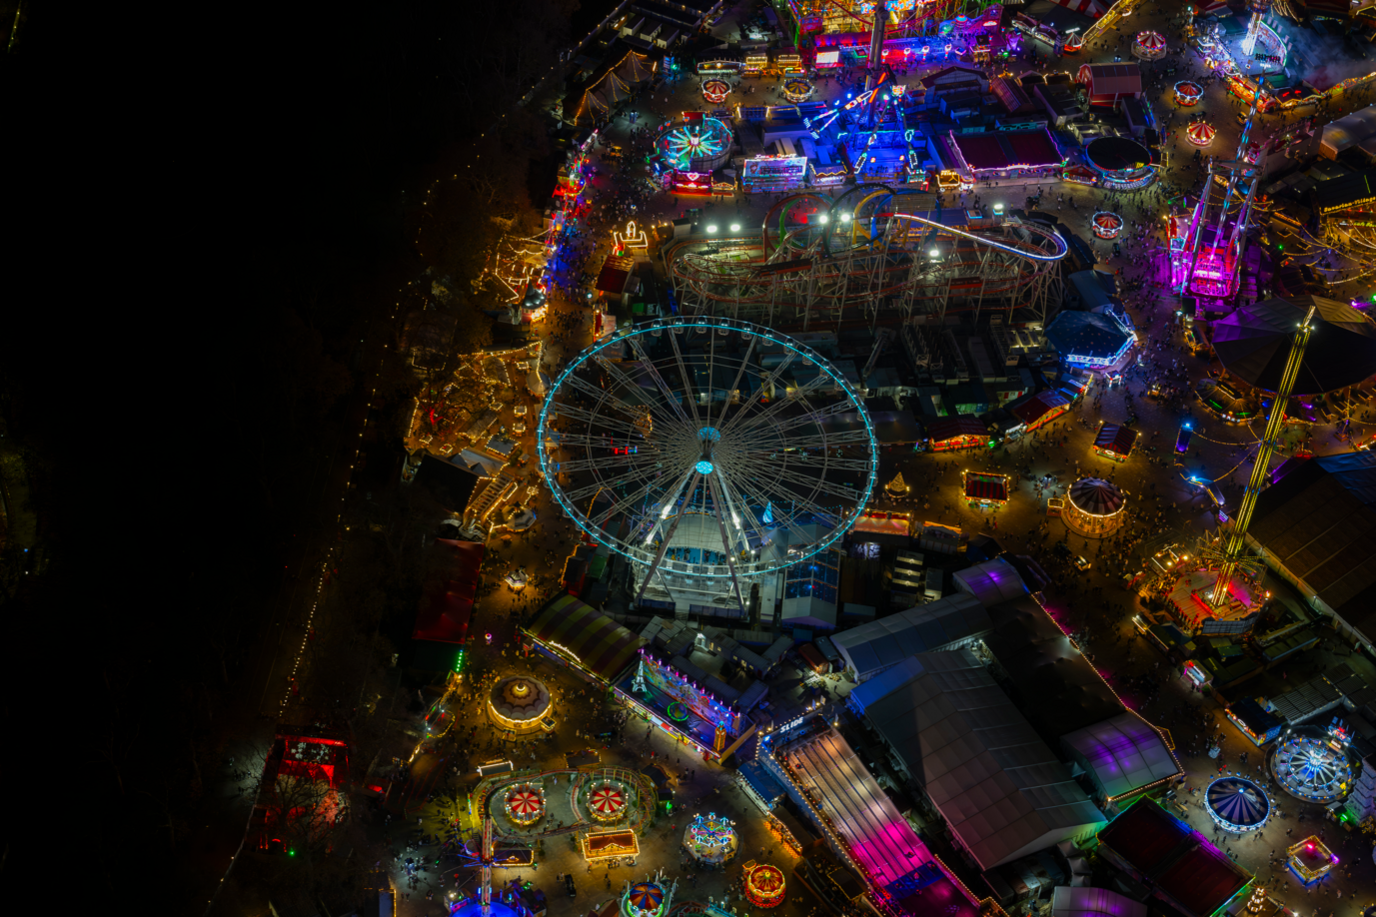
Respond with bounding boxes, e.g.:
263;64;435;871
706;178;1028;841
953;558;1028;607
831;592;990;682
849;649;1106;870
1061;712;1180;800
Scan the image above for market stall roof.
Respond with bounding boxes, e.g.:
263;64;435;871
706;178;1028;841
1046;310;1132;361
1212;295;1376;395
1012;389;1070;427
1247;451;1376;640
1078;63;1142;98
963;473;1009;502
952;128;1063;172
525;593;646;683
1061;712;1180;799
849;650;1106;870
1051;887;1148;917
1096;799;1250;917
1094;424;1139;457
831;592;991;682
926;416;990;444
595;256;635;294
1085;136;1152;172
412;538;484;644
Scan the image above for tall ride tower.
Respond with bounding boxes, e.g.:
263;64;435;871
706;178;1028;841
1241;0;1272;57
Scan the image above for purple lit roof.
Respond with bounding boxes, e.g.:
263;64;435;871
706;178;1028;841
1051;886;1148;917
1061;712;1180;799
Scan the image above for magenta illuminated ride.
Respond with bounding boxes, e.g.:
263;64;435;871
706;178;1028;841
656;117;732;172
701;80;730;105
1132;30;1166;61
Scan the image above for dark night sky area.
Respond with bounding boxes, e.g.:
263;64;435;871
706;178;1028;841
0;0;610;899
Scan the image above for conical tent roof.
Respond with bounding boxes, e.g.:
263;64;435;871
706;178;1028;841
615;51;655;86
1213;295;1376;395
1068;478;1123;516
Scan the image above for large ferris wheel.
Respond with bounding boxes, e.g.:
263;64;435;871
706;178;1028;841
537;317;878;611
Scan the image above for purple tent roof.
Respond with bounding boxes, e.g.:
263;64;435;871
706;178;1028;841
1212;295;1376;395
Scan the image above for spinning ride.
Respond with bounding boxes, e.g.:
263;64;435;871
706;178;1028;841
1132;30;1166;60
1205;776;1270;832
539;317;877;611
656;117;732;172
488;676;553;735
1187;122;1216;147
783;78;814;103
1174;81;1203;106
1287;836;1337;885
503;784;546;826
1063;478;1126;537
1271;734;1352;803
684;812;738;865
586;781;630;823
702;80;730;105
1091;212;1124;240
623;883;667;917
743;863;786;908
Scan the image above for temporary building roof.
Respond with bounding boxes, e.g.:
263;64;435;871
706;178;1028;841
1012;390;1070;427
1051;886;1148;917
963;473;1010;502
849;650;1106;870
927;416;990;444
412;539;484;644
1069;478;1124;515
1213;295;1376;394
1061;713;1180;799
953;558;1028;607
1312;170;1376;213
1247;451;1376;639
831;592;991;682
952;129;1063;172
984;598;1124;739
525;593;646;682
1045;310;1132;361
1078;63;1142;98
1096;799;1250;917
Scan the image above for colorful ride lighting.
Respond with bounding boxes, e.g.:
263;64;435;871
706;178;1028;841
743;863;786;909
701;79;729;105
1063;32;1084;52
1174;81;1203;106
1186;122;1216;146
1132;30;1167;60
503;783;546;826
782;78;814;103
1244;140;1261;164
1091;211;1124;240
1205;776;1270;832
1286;835;1336;885
1272;735;1352;803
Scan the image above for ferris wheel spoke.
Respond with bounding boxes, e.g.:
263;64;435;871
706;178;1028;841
627;336;694;427
712;351;798;436
665;327;705;429
593;355;684;427
721;373;833;440
554;451;657;476
550;402;648;439
713;333;760;430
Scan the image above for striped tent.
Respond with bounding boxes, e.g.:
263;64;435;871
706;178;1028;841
1068;478;1124;516
524;593;645;683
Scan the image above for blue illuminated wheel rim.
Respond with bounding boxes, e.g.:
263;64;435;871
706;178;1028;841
536;317;878;580
1271;734;1353;803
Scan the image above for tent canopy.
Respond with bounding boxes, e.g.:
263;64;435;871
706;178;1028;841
1213;295;1376;395
1051;886;1148;917
412;538;484;644
849;650;1105;870
953;558;1028;607
1061;712;1180;799
831;593;991;682
525;593;645;682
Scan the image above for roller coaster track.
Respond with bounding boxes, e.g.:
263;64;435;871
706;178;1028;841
666;185;1068;332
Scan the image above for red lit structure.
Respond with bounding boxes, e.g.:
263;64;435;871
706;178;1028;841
252;724;351;854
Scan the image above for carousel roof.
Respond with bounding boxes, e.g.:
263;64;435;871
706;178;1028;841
490;676;551;721
1206;776;1270;827
1068;478;1124;515
628;883;664;909
1085;136;1152;172
1212;295;1376;395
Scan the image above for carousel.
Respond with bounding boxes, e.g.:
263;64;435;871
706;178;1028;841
1174;81;1203;106
701;79;730;105
1186;121;1216;147
586;780;631;824
622;881;672;917
742;863;787;908
782;78;814;103
1205;776;1270;832
503;784;546;827
1063;478;1126;538
1132;30;1167;61
1091;211;1124;240
1271;733;1352;803
684;812;738;865
488;676;553;735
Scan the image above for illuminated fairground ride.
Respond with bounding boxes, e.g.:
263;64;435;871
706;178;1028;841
655;117;732;172
1186;122;1216;147
783;78;815;103
1174;81;1203;106
701;80;730;105
1170;102;1265;304
1271;732;1353;804
684;812;738;865
620;875;678;917
782;0;961;46
584;779;632;824
1132;30;1167;61
668;185;1068;334
743;863;787;908
538;318;877;611
1205;776;1271;832
1091;212;1124;240
502;784;546;826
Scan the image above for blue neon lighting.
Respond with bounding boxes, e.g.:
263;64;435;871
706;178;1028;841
699;426;721;441
535;318;879;579
696;460;715;474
